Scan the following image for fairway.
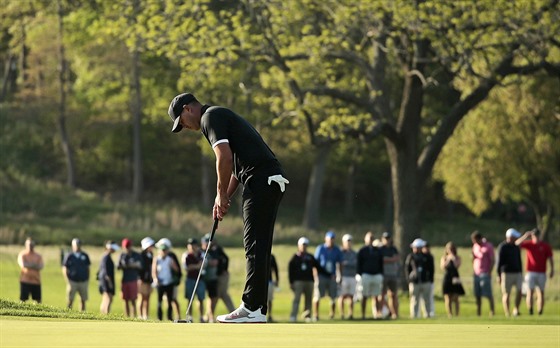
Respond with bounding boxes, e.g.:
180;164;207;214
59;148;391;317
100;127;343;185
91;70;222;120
1;318;559;348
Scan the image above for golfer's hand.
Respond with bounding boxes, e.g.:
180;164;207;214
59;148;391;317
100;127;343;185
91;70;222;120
213;194;231;221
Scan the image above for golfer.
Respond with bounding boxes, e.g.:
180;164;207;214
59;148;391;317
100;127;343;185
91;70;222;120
167;93;288;323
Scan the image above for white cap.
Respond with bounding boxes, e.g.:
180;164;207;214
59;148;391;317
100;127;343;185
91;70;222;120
410;238;426;248
298;237;310;246
505;228;521;239
141;237;155;251
342;234;353;242
156;238;172;250
106;241;120;251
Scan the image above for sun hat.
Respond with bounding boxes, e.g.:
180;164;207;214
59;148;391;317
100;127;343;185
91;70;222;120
141;237;155;251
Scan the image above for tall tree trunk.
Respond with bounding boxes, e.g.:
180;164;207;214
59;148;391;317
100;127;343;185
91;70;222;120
131;46;143;202
130;0;143;202
57;0;76;188
303;143;332;230
344;146;360;220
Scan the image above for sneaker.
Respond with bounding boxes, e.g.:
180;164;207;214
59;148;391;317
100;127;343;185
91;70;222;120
216;303;267;323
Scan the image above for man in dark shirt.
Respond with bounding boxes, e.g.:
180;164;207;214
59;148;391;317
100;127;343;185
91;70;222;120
357;232;384;319
168;93;288;323
288;237;319;322
118;238;142;317
62;238;90;311
98;241;119;314
182;238;206;322
405;238;433;318
496;228;523;317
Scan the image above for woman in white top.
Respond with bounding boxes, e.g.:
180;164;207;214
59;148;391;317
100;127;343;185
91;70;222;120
152;240;179;321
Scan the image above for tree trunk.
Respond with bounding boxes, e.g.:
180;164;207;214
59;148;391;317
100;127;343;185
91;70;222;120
303;143;332;230
57;0;76;188
131;46;143;202
344;148;359;220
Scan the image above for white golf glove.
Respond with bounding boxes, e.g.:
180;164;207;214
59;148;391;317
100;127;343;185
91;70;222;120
268;175;289;192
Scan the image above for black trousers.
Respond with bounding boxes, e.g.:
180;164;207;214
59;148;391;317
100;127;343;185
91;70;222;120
241;175;283;314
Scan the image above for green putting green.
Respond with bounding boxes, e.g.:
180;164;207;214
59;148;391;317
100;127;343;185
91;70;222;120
1;318;559;348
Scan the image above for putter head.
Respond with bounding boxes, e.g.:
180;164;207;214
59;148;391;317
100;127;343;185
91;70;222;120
174;318;193;324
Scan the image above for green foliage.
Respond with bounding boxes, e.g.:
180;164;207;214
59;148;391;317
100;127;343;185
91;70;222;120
434;74;560;231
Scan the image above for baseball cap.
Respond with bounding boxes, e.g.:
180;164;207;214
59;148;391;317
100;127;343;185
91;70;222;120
141;237;155;251
298;237;310;246
505;228;521;239
342;234;352;242
325;231;335;239
410;238;426;248
381;232;391;239
187;238;198;245
201;233;211;243
168;93;196;133
106;241;120;251
156;238;172;250
71;238;81;246
122;238;132;248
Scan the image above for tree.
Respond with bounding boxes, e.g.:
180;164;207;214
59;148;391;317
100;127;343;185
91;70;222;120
435;75;560;240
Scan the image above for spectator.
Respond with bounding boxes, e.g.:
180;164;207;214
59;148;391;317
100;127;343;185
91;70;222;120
516;228;554;315
17;237;44;303
338;234;357;320
153;238;179;321
117;238;142;317
496;228;523;317
182;238;206;323
288;237;319;322
166;239;183;321
471;231;495;317
214;239;236;313
422;242;436;317
313;231;343;321
405;238;432;318
98;240;119;314
138;237;155;320
201;234;219;323
267;253;279;322
357;231;384;319
380;232;400;319
62;238;90;311
440;242;465;318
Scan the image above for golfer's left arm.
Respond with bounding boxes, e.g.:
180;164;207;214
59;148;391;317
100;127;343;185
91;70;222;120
213;143;233;220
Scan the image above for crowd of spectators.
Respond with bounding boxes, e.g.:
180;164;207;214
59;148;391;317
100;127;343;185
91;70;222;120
16;226;554;321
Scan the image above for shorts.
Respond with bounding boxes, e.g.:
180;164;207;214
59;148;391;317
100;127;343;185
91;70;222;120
20;282;41;302
361;273;383;297
185;278;206;301
525;272;546;291
500;273;522;294
99;282;115;295
138;281;152;297
121;280;139;301
314;275;338;301
383;275;399;294
473;273;493;298
67;280;89;302
206;279;218;298
339;276;357;296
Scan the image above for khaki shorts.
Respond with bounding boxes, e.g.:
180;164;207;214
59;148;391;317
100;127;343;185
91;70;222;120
339;276;357;296
500;272;522;294
361;273;383;297
67;280;89;302
138;281;152;297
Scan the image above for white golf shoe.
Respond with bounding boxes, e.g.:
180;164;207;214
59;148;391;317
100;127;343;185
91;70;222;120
216;303;267;323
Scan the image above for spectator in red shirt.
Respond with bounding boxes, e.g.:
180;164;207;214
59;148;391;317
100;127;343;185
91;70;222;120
515;228;554;315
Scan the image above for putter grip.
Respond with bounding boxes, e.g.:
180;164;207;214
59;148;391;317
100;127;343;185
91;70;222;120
209;218;219;241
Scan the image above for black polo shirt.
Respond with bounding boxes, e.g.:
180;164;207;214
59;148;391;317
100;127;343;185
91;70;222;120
200;105;283;185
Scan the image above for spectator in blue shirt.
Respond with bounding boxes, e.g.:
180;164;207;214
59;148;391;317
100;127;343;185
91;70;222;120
313;231;343;321
118;238;143;317
62;238;90;311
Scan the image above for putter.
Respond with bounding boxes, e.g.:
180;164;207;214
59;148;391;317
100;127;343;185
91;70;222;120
175;218;219;323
